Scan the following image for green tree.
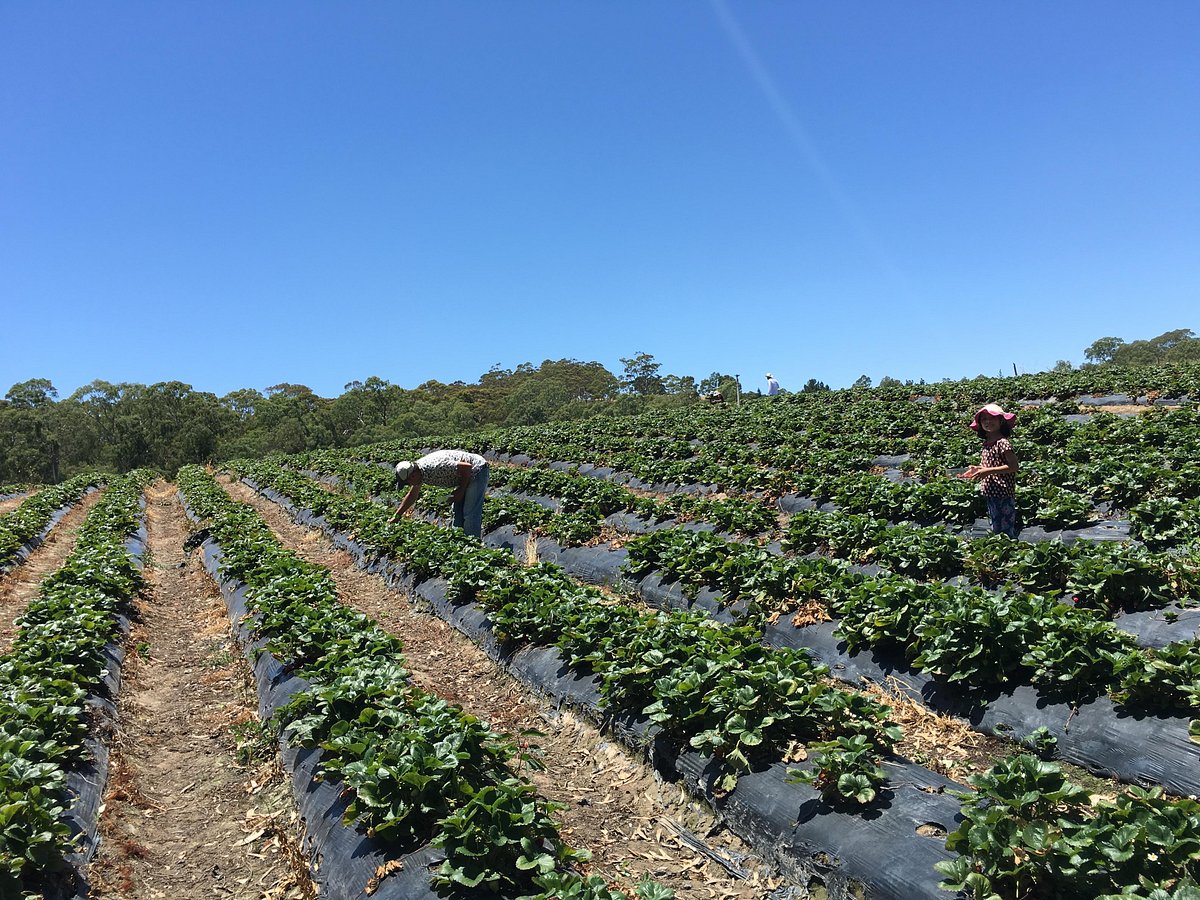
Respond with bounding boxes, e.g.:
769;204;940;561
1084;336;1126;364
852;374;873;389
220;388;265;422
5;378;58;409
1083;329;1199;367
800;378;831;393
698;372;737;395
0;380;60;482
661;374;698;396
619;352;665;396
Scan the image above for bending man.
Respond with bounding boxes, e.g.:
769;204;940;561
390;449;490;539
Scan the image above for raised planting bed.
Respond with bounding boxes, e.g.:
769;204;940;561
1;470;153;899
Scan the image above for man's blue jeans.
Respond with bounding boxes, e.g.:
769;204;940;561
452;464;489;539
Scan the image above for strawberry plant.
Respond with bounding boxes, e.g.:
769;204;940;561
940;755;1200;899
433;779;586;893
876;525;962;579
1022;611;1139;699
1065;542;1175;613
913;588;1038;686
1131;497;1200;550
1111;640;1200;711
789;734;887;805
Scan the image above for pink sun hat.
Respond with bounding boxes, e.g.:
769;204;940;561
969;403;1017;431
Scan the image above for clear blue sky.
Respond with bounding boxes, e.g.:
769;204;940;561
3;2;1197;399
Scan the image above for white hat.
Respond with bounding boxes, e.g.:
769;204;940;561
395;461;416;483
765;373;774;379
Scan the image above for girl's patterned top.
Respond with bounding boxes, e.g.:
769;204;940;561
416;450;488;487
979;438;1016;498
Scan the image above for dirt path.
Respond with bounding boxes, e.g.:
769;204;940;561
0;490;104;653
89;482;313;900
1077;403;1161;415
221;475;788;900
0;493;30;515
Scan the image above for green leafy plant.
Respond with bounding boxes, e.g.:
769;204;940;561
789;734;887;805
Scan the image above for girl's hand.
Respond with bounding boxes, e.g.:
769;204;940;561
959;465;982;480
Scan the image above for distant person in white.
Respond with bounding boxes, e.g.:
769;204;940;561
390;450;490;539
765;373;781;396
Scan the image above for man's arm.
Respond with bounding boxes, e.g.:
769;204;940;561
451;460;472;504
389;470;423;522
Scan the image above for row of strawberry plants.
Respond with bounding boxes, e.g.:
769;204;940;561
177;465;672;900
899;360;1200;402
226;458;906;805
298;450;780;538
0;473;102;570
784;509;1196;614
0;470;152;897
358;435;796;494
939;755;1200;899
624;527;1200;713
236;459;1200;900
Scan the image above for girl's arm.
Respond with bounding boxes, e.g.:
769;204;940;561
961;447;1018;479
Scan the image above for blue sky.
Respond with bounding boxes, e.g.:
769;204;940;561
3;2;1197;399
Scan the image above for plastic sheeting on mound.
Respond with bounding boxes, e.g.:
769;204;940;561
247;482;966;900
0;487;100;577
779;497;1133;546
181;498;447;900
1080;394;1138;407
1112;605;1200;649
53;497;147;900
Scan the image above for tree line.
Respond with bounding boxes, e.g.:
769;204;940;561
0;356;747;483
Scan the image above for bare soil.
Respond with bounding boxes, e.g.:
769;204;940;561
0;494;29;515
88;482;314;900
1077;404;1157;415
221;476;791;900
859;677;1009;784
0;490;104;653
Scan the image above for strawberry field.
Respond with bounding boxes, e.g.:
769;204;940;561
5;363;1200;899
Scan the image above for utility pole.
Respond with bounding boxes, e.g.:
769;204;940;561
734;375;741;406
1013;363;1018;377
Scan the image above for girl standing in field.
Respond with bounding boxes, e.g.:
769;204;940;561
960;403;1020;537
